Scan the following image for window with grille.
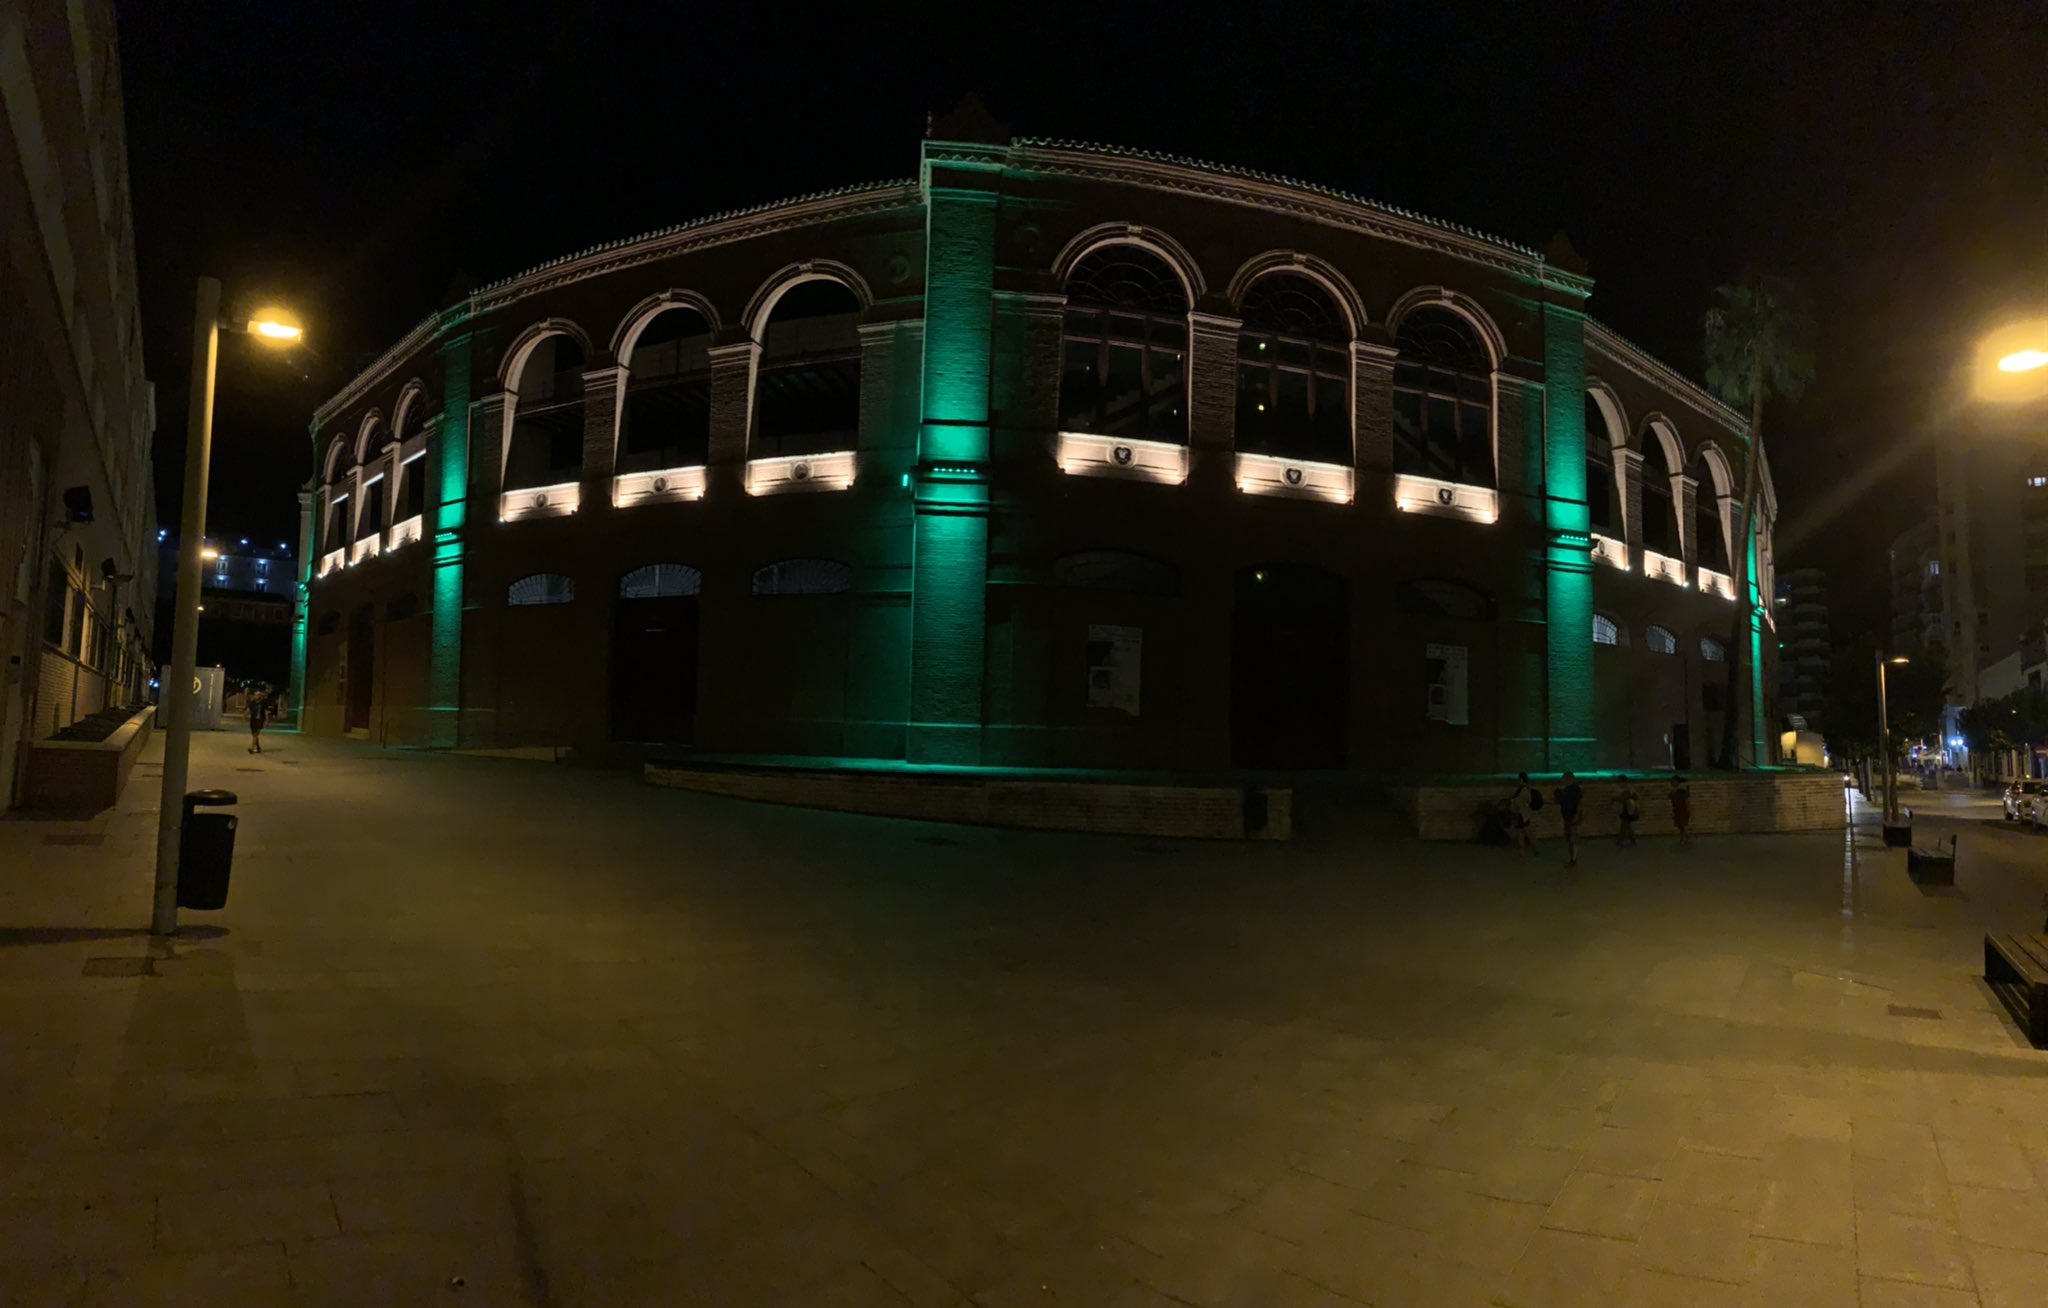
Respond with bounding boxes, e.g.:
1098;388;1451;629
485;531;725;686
1592;613;1621;646
1059;247;1189;444
1236;274;1350;464
1700;636;1727;662
619;564;702;599
1393;307;1492;485
507;573;575;606
1646;625;1677;654
751;558;851;595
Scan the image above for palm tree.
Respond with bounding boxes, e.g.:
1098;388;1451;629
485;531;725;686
1703;270;1815;769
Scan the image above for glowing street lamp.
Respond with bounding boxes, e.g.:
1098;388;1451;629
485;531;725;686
153;280;305;938
1973;317;2048;403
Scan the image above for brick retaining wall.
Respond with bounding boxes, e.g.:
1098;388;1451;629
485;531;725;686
1395;771;1845;841
20;706;156;814
644;763;1292;841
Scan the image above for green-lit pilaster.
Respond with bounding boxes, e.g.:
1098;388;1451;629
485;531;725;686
905;142;1002;765
287;484;312;718
424;322;474;747
1541;302;1597;770
1747;531;1767;765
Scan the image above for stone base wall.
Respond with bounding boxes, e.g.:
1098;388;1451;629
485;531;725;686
20;706;156;814
1395;771;1845;841
644;763;1292;841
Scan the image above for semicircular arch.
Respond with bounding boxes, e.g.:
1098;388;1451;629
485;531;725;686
1385;286;1508;369
1050;222;1206;305
390;380;430;441
742;261;875;342
352;409;386;463
610;289;724;363
496;317;596;391
1585;378;1629;453
1225;252;1365;339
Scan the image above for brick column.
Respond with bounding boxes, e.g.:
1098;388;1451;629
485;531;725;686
1677;474;1700;583
1619;448;1646;570
704;340;758;498
906;141;1002;765
580;363;624;512
1185;311;1239;490
1351;341;1399;473
1494;372;1547;773
288;485;312;717
424;328;478;748
1540;302;1595;771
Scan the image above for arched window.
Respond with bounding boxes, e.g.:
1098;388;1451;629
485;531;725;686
1700;636;1727;662
1695;475;1730;573
1646;624;1677;654
1394;577;1497;621
506;335;586;491
753;281;861;459
358;423;392;543
619;564;702;598
1592;613;1621;646
1236;274;1350;464
751;558;851;595
322;491;350;557
621;308;713;473
392;393;429;522
507;573;575;606
1393;307;1493;486
1585;395;1617;534
1060;247;1188;443
1052;550;1180;596
1643;434;1680;555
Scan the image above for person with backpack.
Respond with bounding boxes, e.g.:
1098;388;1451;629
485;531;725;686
1507;771;1544;857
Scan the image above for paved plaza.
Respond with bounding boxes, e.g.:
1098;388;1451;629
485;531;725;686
3;733;2048;1306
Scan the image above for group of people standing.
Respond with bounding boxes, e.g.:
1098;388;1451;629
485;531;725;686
1502;771;1692;865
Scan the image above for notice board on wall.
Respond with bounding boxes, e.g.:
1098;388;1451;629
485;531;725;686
1086;624;1142;716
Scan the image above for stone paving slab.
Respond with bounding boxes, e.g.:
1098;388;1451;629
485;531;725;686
2;733;2048;1305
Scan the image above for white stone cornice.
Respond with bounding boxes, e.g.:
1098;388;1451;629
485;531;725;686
1584;319;1749;441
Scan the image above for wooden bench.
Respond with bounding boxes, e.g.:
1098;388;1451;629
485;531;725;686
1908;835;1956;886
1985;933;2048;1048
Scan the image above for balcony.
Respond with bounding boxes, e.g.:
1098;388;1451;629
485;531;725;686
1644;549;1687;587
318;548;346;578
1697;567;1735;601
1589;533;1629;570
1055;433;1188;485
389;515;424;550
745;450;856;495
499;481;580;522
614;465;708;508
1233;453;1353;504
349;535;381;566
1392;473;1498;524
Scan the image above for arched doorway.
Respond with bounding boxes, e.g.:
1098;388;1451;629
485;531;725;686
344;604;376;732
1231;563;1349;768
611;564;701;744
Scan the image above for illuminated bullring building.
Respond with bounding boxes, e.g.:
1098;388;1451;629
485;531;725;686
295;114;1778;775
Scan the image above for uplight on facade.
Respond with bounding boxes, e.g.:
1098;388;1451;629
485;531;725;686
1589;533;1629;570
745;451;856;495
1055;432;1189;485
1233;452;1353;504
614;465;709;507
1392;473;1498;523
499;481;581;522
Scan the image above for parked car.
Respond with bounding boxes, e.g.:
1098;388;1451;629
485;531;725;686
2004;779;2045;821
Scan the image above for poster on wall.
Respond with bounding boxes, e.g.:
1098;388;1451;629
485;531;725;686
1424;643;1468;726
1086;624;1142;716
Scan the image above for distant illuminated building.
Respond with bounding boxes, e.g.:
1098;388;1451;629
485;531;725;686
298;110;1781;772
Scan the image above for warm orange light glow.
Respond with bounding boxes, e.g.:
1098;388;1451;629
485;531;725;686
200;547;220;560
2000;350;2048;373
247;306;303;345
1975;318;2048;401
1889;655;1910;664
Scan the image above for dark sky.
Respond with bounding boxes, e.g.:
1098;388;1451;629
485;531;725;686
118;1;2046;636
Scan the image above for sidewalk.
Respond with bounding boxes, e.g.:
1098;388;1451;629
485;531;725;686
4;731;2048;1305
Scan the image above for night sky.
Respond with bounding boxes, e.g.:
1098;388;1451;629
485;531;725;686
117;1;2046;637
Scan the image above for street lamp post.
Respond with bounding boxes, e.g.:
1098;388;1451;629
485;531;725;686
151;281;302;937
1876;652;1910;840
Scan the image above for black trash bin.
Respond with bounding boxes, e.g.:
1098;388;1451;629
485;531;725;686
177;789;238;910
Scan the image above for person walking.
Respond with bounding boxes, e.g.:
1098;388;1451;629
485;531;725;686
1615;776;1640;847
1670;772;1692;845
1557;771;1584;866
1506;771;1544;857
247;687;271;755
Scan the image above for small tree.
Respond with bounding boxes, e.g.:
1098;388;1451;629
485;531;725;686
1704;270;1815;769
